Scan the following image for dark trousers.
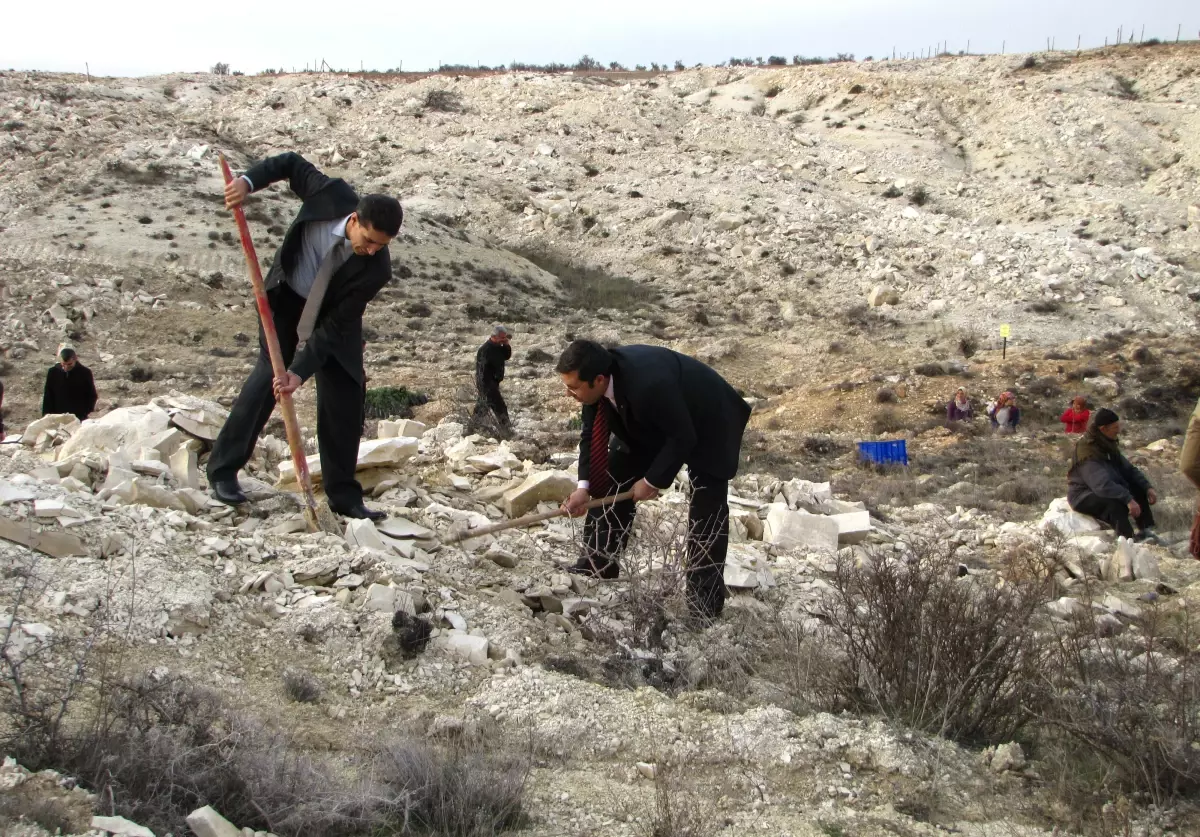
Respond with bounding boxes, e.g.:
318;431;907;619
1072;484;1155;538
474;377;509;428
206;285;366;510
585;444;730;616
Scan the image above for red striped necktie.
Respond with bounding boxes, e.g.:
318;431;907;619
588;404;612;498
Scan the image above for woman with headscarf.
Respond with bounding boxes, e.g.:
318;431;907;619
1060;395;1090;434
986;391;1021;433
946;387;973;422
1068;408;1158;541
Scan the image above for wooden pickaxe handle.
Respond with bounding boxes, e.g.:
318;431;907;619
446;490;635;543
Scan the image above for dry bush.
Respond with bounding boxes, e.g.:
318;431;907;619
643;766;720;837
871;408;907;435
282;667;322;703
374;739;529;837
812;541;1052;744
423;88;464;112
993;474;1060;507
1039;601;1200;805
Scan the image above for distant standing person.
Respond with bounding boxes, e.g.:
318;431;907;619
205;152;404;521
0;379;6;441
474;325;512;431
42;347;97;421
1060;396;1090;434
946;387;973;422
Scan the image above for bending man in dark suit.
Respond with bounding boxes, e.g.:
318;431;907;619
557;340;751;620
206;152;403;521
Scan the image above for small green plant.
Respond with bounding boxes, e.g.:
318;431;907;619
881;184;903;198
364;386;429;419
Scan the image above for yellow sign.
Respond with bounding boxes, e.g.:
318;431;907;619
999;324;1011;338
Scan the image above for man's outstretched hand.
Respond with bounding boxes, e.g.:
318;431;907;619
225;177;250;209
273;371;302;397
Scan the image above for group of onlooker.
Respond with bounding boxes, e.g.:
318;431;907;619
943;386;1200;551
945;388;1025;432
945;389;1097;436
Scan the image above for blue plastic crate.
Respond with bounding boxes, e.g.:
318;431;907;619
857;439;908;466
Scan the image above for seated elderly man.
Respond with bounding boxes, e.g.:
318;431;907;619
1067;408;1159;542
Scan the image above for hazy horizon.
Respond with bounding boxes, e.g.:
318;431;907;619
4;0;1196;78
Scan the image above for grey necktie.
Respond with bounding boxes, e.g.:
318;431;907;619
296;239;350;342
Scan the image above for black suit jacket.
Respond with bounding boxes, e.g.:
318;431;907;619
575;345;751;489
242;152;392;384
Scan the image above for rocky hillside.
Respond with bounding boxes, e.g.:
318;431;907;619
1;44;1200;837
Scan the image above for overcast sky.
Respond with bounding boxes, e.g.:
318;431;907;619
4;0;1196;77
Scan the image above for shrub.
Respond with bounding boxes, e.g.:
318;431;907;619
513;247;655;312
375;740;528;836
1040;601;1200;803
364;386;428;419
1112;75;1139;100
1027;300;1061;314
282;668;322;703
211;62;230;75
642;767;718;837
817;543;1051;744
913;362;948;377
909;185;930;207
872;408;906;434
994;476;1058;506
958;334;979;359
881;184;903;198
876;387;898;404
423;88;464;113
406;300;433;317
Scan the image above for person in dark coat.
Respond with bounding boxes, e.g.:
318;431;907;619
204;152;403;521
1068;408;1158;541
42;348;97;421
473;325;512;431
556;340;751;620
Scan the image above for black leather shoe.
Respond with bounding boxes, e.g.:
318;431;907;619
211;479;248;506
567;555;620;580
332;503;387;522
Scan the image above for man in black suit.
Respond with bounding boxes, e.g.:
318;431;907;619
557;340;751;619
42;347;98;422
473;325;512;432
206;152;403;521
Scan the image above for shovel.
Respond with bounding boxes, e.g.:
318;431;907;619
217;151;339;534
444;490;635;545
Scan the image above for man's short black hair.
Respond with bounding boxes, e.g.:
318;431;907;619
356;194;404;237
59;347;77;361
555;340;613;383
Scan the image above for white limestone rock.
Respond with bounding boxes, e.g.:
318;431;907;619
502;470;575;518
764;504;839;552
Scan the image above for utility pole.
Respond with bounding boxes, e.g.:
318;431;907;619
1001;40;1005;54
85;62;90;82
1177;24;1182;43
1140;24;1145;42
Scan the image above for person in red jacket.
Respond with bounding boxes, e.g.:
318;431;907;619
1061;396;1090;434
